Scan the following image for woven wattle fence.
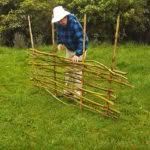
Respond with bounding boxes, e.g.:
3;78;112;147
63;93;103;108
28;14;133;118
29;48;133;118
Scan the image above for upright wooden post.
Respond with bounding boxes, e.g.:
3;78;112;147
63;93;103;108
112;14;120;70
51;23;57;95
28;15;37;85
106;14;120;115
52;23;55;45
82;14;87;63
28;15;34;49
80;14;87;110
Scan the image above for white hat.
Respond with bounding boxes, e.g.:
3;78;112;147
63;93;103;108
52;6;70;23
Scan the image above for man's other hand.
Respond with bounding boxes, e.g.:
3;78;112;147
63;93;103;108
72;55;79;62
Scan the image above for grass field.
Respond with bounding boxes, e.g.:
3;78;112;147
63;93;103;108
0;43;149;149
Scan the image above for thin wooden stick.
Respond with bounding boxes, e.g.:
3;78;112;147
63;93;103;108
33;76;115;106
30;49;129;77
30;49;132;86
33;78;119;116
82;14;87;62
80;14;87;110
35;82;118;118
52;23;55;45
51;22;57;95
28;15;34;49
106;14;120;115
34;83;68;105
28;15;37;80
112;14;120;70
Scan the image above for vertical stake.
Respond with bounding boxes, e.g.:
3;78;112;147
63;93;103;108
28;15;34;49
112;14;120;70
82;14;87;63
52;23;57;95
28;15;36;78
52;23;55;45
80;14;87;110
107;14;120;115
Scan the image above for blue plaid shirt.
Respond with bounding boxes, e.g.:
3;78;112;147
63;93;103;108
57;14;88;56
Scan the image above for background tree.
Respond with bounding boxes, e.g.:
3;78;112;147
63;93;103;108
0;0;54;47
0;0;150;47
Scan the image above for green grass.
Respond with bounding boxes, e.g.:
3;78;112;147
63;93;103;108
0;44;149;149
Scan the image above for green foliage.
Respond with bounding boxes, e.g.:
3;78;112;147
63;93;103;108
0;0;54;46
0;0;9;5
0;10;22;32
0;0;150;46
54;0;150;43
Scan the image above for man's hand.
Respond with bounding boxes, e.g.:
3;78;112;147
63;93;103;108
57;44;64;51
72;55;79;62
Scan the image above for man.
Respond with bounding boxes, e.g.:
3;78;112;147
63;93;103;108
52;6;88;97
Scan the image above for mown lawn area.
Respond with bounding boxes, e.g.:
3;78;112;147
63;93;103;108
0;43;149;149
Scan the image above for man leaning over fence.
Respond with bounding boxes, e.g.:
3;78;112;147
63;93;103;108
51;6;88;97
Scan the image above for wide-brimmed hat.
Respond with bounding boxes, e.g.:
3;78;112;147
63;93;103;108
51;6;70;23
